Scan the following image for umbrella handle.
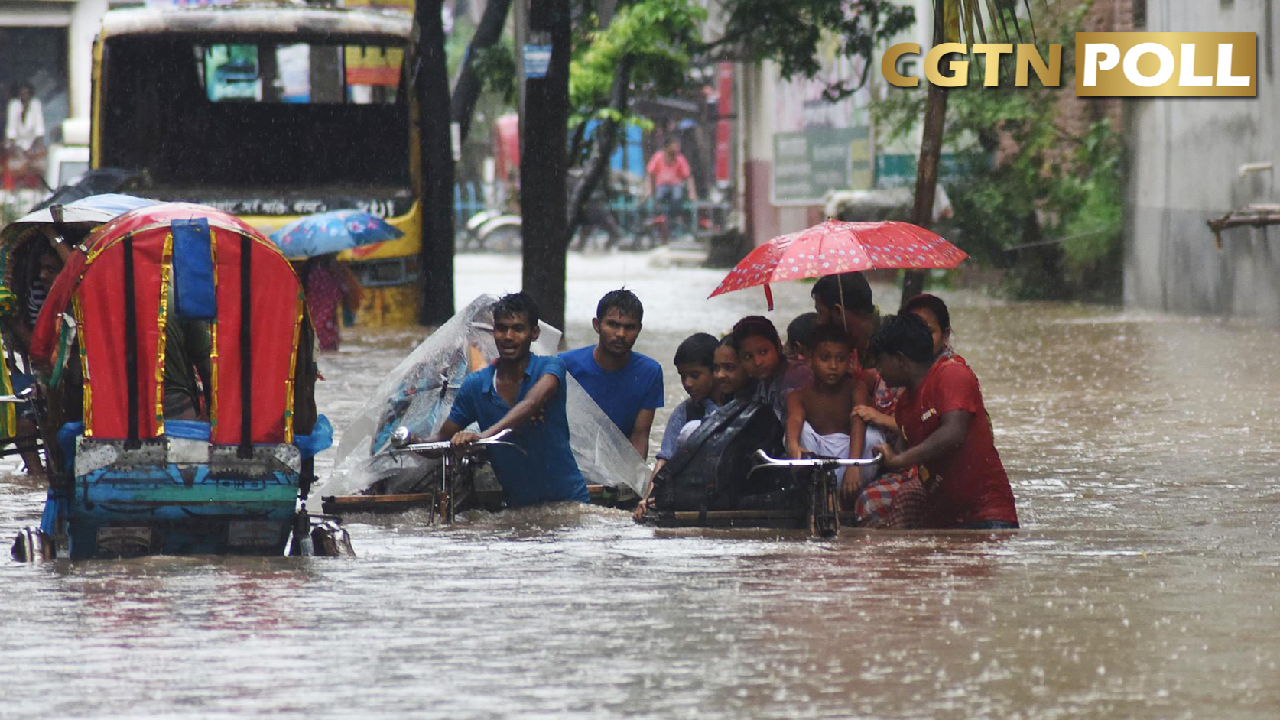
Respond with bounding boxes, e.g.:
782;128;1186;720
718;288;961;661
764;283;774;312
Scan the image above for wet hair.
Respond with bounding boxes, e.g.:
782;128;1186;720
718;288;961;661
785;312;820;352
869;313;936;365
674;332;718;368
596;288;643;322
731;315;783;352
811;272;873;315
491;292;540;327
809;322;853;351
904;293;951;333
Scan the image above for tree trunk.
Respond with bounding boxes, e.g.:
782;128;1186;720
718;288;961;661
520;0;572;331
416;0;456;325
450;0;513;143
902;4;951;308
563;54;633;244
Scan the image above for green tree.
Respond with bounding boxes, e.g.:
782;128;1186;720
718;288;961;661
876;8;1123;301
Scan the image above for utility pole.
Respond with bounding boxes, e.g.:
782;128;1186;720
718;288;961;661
415;0;456;326
518;0;572;331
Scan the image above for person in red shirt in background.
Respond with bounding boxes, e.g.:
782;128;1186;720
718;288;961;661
644;138;697;242
869;313;1019;530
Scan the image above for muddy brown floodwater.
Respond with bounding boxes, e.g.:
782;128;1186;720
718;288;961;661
3;251;1279;719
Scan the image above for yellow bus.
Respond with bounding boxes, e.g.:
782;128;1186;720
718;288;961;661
92;4;422;326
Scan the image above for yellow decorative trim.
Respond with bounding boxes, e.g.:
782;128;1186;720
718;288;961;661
74;294;91;436
154;233;174;437
209;227;219;437
284;283;303;443
0;332;15;437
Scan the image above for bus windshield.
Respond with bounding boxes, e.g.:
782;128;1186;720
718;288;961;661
98;36;410;204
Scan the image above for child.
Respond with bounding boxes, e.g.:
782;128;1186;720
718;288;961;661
785;312;820;362
712;334;751;404
784;324;879;496
654;332;720;469
669;334;750;454
903;292;961;363
786;323;857;458
637;332;718;518
731;315;811;420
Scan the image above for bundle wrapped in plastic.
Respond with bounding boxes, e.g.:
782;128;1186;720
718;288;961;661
324;294;650;499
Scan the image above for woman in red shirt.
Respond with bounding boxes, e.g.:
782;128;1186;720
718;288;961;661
869;313;1019;530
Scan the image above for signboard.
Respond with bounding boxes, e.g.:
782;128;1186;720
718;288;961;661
346;46;404;87
874;153;967;189
772;127;871;205
523;44;552;79
770;36;873;205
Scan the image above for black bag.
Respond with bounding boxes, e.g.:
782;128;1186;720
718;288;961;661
654;399;788;512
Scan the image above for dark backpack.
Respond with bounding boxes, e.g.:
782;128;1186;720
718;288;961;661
654;399;788;512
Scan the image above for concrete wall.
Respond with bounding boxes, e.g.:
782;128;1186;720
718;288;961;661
1126;0;1280;319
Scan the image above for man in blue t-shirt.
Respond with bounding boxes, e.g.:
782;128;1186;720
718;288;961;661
560;289;663;459
432;292;590;508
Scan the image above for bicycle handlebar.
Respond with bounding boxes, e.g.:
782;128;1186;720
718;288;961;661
390;427;526;456
749;449;883;473
0;387;36;404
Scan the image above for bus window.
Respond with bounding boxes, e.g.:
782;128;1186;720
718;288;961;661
99;37;410;191
198;43;402;105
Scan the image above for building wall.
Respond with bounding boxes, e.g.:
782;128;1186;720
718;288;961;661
1050;0;1133;138
0;0;113;137
736;0;934;246
1125;0;1280;319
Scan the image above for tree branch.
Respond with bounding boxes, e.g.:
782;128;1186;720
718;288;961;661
450;0;512;142
562;53;635;250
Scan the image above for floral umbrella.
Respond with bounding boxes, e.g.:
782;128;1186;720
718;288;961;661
269;209;403;259
708;219;967;309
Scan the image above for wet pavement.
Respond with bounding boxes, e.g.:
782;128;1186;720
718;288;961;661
2;250;1279;719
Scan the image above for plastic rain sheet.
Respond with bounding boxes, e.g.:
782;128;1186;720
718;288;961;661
324;294;650;498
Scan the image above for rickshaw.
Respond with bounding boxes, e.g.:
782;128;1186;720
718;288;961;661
634;399;881;537
10;203;348;560
319;294;649;518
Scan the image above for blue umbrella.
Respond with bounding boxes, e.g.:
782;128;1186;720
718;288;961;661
269;209;404;258
14;193;161;226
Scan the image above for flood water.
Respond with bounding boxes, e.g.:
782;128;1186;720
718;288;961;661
3;251;1279;719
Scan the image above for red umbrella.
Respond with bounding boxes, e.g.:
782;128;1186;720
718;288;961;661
709;219;967;310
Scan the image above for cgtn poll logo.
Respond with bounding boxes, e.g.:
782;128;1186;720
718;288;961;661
1077;33;1255;96
882;32;1256;97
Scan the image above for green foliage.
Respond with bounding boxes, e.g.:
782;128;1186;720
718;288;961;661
874;10;1125;301
569;0;706;120
472;41;518;107
715;0;915;100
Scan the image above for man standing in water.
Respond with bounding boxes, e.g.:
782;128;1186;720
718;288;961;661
869;313;1018;530
433;293;590;508
561;289;663;458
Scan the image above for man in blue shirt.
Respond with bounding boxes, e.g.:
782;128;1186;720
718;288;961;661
560;289;663;458
433;292;590;508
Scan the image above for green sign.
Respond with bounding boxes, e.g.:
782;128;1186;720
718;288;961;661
874;153;971;189
771;126;870;204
